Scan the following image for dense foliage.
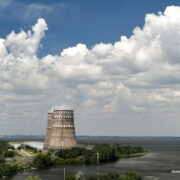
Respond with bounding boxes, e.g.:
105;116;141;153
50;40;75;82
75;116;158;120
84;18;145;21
32;145;145;169
32;153;53;169
22;172;141;180
0;141;27;178
0;164;24;178
24;175;42;180
120;172;141;180
65;175;77;180
54;145;145;165
66;172;141;180
4;151;15;158
0;141;14;152
0;157;5;164
0;141;15;158
18;144;38;153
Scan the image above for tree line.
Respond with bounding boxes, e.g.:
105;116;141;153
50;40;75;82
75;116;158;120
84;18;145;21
32;144;146;169
0;141;29;178
24;172;142;180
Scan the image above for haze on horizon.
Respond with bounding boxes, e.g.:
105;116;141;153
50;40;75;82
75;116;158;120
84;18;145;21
1;0;180;136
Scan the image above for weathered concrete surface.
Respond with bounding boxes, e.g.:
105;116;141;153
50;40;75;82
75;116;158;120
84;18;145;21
44;110;77;150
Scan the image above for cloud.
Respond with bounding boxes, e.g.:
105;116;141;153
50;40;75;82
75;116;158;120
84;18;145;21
0;0;12;8
82;99;97;108
1;6;180;135
0;1;71;22
23;3;53;20
5;18;48;57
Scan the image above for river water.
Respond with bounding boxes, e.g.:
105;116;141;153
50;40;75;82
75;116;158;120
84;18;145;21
8;137;180;180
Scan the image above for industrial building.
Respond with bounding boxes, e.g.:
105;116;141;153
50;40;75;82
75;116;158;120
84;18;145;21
43;109;77;150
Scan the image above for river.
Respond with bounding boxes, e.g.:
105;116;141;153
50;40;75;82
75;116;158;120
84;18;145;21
8;137;180;180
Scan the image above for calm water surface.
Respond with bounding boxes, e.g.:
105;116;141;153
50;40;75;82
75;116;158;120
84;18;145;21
8;138;180;180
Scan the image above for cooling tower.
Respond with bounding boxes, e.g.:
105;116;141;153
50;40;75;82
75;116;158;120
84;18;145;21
43;109;77;150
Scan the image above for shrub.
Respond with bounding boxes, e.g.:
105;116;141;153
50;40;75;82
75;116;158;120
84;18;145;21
4;151;15;158
120;171;142;180
65;175;76;180
32;153;53;169
0;164;19;178
0;157;5;164
24;175;42;180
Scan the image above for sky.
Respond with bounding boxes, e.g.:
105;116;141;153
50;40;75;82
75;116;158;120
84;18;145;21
1;0;180;136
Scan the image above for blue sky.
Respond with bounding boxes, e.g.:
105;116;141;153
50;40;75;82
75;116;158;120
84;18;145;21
1;0;180;57
1;0;180;135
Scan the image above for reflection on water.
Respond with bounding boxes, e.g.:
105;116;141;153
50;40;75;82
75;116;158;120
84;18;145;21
8;138;180;180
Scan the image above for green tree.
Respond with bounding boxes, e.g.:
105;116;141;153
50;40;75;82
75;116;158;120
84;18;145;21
0;157;5;164
4;151;15;158
53;144;145;166
65;175;76;180
0;164;18;178
120;171;141;180
33;153;53;169
24;175;42;180
85;172;141;180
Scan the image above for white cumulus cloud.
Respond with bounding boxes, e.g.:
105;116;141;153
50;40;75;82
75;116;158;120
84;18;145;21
1;6;180;135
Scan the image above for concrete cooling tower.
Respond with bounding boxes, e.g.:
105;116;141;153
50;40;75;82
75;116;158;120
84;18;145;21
43;109;77;150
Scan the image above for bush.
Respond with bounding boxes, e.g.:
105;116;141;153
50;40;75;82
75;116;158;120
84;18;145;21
120;171;141;180
33;153;53;169
55;147;87;159
4;151;15;158
0;157;5;164
86;172;120;180
65;175;76;180
0;141;14;154
25;145;37;152
0;164;21;178
85;172;141;180
24;175;42;180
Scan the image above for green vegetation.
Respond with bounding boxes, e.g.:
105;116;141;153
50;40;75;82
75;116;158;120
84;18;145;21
32;153;53;169
24;175;42;180
0;141;14;151
32;144;146;169
87;172;141;180
65;175;77;180
0;141;31;178
0;141;146;178
23;172;141;180
120;171;141;180
54;144;146;165
18;144;38;153
0;157;5;164
0;163;24;178
65;172;141;180
0;141;15;158
4;151;15;158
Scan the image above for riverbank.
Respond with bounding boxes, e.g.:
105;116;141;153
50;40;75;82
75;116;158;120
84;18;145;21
1;142;147;178
7;138;180;180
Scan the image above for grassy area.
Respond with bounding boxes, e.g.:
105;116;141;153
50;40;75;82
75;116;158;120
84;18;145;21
6;158;32;166
5;142;38;167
